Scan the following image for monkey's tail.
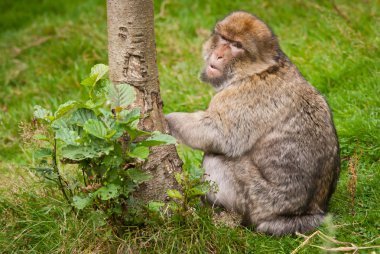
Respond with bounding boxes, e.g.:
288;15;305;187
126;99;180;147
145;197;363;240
256;214;325;236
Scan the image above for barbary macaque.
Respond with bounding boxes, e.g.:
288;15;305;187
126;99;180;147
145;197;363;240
166;11;340;236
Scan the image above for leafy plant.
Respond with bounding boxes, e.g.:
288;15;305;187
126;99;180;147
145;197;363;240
31;64;175;222
148;145;213;222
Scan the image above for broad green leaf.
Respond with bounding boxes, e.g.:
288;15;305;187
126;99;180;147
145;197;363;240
129;118;139;129
84;98;107;109
70;108;97;126
176;144;203;169
109;123;125;141
31;167;58;180
187;185;209;198
105;129;117;139
51;118;69;130
90;64;109;81
128;146;149;160
147;201;165;212
140;133;176;147
121;181;138;197
118;108;140;123
55;127;80;145
100;113;116;130
62;143;113;161
54;100;78;119
33;134;49;141
108;83;136;108
127;168;152;184
89;210;107;227
167;189;183;200
52;119;80;145
33;105;53;121
102;154;123;169
95;184;119;201
83;119;108;139
81;75;97;87
34;148;52;159
92;79;109;99
188;165;205;181
124;126;150;140
80;64;109;87
99;108;118;136
73;195;93;210
98;108;113;118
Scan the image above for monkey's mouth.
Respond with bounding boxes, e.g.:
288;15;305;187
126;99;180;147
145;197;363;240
207;64;222;77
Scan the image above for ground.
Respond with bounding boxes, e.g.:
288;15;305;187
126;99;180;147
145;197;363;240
0;0;379;253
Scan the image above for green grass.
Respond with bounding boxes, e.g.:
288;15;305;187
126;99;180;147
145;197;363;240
1;0;379;253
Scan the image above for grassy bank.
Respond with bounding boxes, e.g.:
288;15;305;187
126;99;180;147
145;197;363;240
0;0;379;253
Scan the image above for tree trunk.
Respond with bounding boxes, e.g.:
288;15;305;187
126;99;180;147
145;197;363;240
107;0;182;202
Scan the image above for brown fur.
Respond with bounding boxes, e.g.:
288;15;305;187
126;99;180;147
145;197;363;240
166;11;340;236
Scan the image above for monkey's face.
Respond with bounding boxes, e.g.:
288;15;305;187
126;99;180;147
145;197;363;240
200;34;245;88
200;12;280;89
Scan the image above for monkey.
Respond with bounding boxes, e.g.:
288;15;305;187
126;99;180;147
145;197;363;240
166;11;340;236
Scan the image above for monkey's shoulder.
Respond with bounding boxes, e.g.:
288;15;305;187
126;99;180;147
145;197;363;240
207;76;292;111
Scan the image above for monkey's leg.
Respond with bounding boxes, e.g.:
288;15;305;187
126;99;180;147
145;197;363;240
255;214;325;236
238;164;326;236
203;155;325;235
202;154;241;212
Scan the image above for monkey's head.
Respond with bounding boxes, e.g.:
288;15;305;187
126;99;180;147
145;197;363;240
200;11;281;89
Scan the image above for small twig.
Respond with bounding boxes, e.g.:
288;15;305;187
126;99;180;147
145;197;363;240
291;231;319;254
43;175;59;183
317;230;356;247
364;235;380;245
291;230;380;253
311;244;380;252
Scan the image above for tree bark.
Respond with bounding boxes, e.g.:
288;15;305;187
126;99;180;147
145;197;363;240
107;0;182;202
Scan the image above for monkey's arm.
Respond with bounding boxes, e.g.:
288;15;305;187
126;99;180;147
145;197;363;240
166;111;226;154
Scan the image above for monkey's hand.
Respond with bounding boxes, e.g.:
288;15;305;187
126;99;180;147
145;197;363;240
165;112;187;144
165;111;224;154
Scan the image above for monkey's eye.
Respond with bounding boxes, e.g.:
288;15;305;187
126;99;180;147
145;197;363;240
220;35;228;41
231;41;243;49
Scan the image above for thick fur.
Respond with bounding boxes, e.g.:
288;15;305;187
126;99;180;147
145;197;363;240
166;11;340;236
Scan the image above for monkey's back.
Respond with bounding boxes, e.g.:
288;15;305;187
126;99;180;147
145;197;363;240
251;74;340;213
210;61;340;223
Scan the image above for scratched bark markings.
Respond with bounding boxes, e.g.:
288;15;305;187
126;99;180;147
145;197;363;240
107;0;181;202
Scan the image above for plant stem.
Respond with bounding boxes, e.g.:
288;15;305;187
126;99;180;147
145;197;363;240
52;138;72;207
82;168;88;186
